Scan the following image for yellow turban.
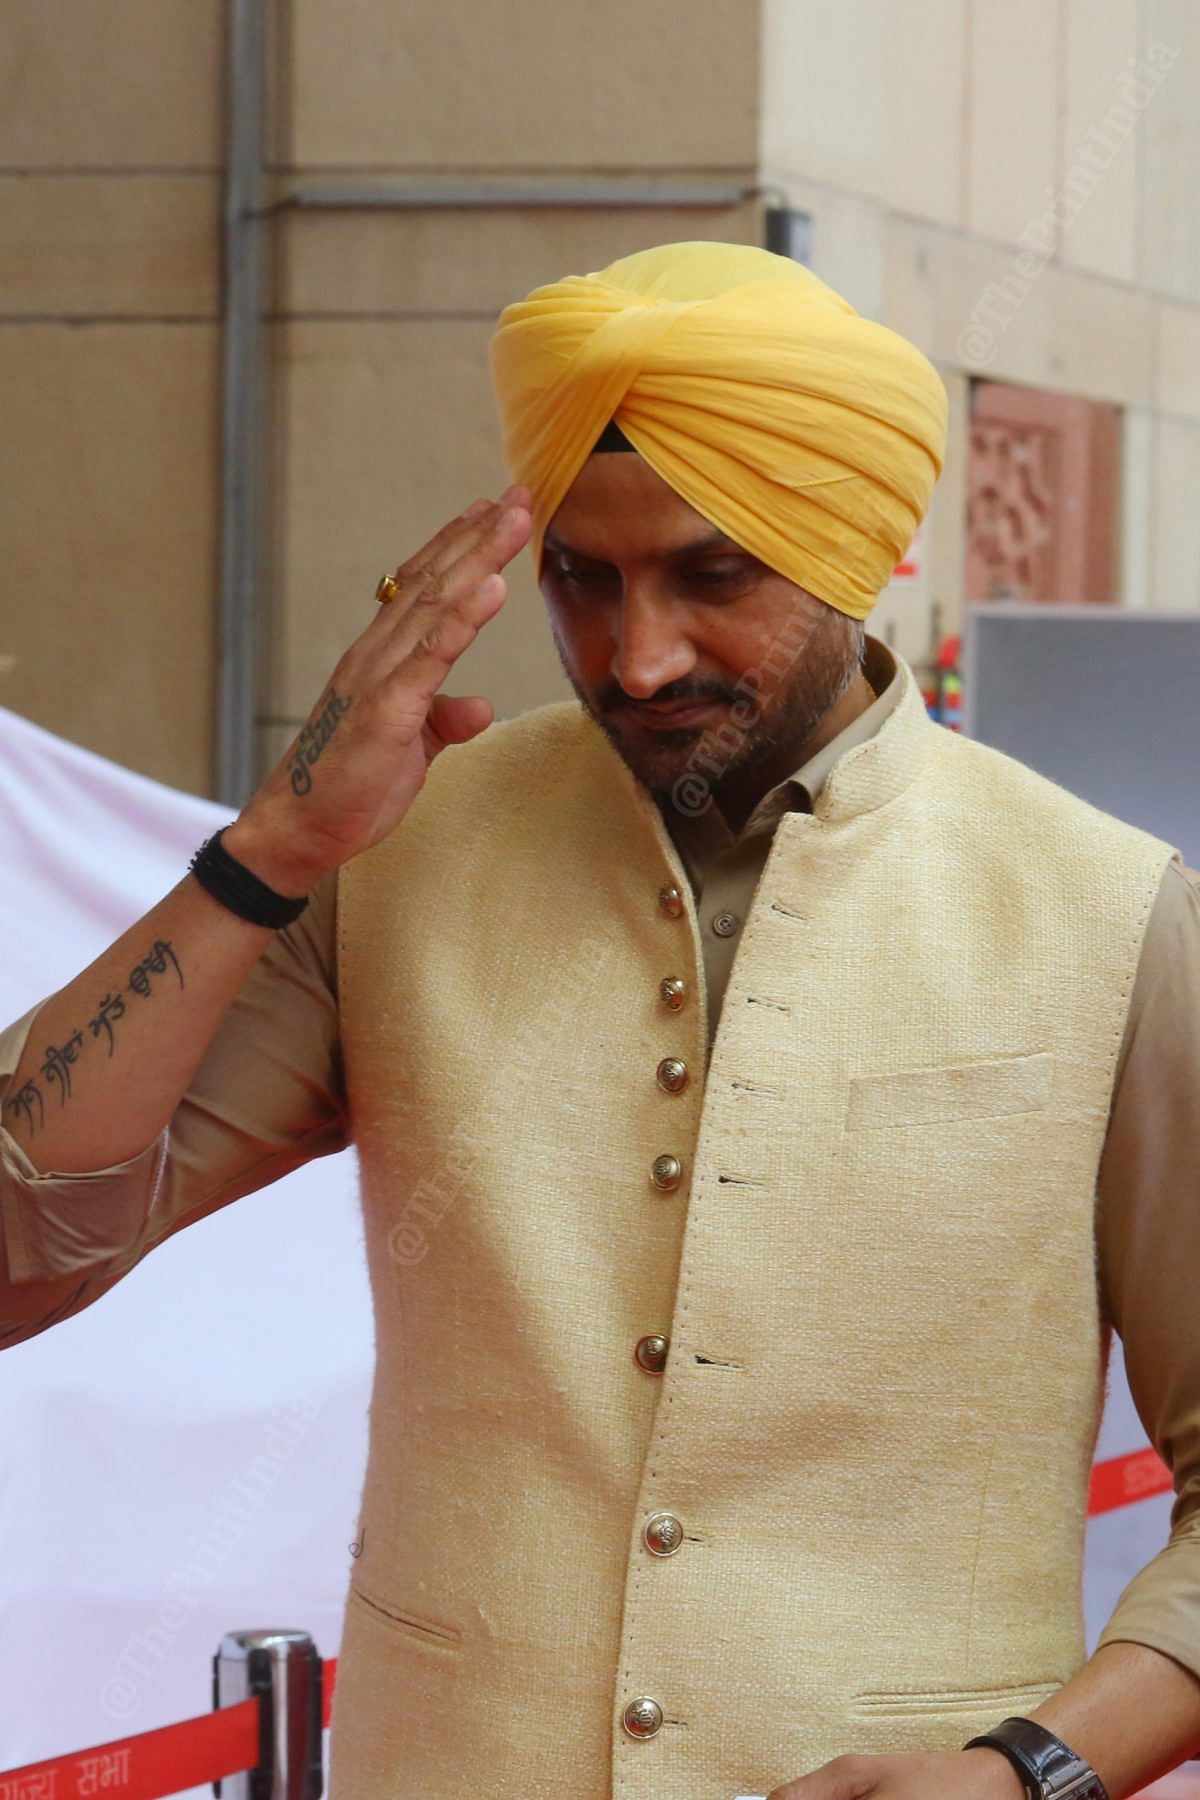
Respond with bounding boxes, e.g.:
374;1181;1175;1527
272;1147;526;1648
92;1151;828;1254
488;240;948;621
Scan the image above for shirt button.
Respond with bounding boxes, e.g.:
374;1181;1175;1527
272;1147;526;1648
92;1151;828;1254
659;975;687;1010
634;1333;669;1374
622;1696;664;1739
656;1057;688;1094
650;1153;683;1192
658;885;684;918
643;1511;684;1556
712;910;739;937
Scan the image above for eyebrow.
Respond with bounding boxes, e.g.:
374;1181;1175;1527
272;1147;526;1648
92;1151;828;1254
543;527;744;562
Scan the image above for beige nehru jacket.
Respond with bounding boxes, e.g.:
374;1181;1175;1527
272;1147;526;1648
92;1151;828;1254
1;634;1199;1680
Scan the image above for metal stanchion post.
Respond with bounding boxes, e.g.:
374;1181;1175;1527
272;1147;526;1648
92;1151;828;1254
212;1629;324;1800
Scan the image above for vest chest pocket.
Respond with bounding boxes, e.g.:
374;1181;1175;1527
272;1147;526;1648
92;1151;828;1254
846;1051;1054;1131
850;1675;1066;1720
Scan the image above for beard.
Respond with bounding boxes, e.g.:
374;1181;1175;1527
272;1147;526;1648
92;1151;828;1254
551;600;865;819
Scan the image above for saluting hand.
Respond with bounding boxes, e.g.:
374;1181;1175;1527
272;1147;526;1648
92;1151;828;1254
227;485;532;897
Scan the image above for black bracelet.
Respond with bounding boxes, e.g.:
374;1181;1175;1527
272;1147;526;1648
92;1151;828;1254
188;827;311;929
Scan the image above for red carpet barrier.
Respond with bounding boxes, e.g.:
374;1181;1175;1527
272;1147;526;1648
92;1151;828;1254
0;1698;260;1800
1089;1447;1173;1515
0;1652;339;1799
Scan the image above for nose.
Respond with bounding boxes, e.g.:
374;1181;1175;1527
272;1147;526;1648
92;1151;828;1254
610;586;697;701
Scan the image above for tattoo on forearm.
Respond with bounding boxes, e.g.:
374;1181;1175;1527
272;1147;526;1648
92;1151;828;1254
288;687;354;798
6;1078;44;1134
40;1028;85;1101
1;938;185;1139
128;939;184;1001
89;990;126;1054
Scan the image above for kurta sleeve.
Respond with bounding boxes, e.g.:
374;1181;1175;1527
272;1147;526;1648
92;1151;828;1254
0;867;348;1350
1094;856;1200;1681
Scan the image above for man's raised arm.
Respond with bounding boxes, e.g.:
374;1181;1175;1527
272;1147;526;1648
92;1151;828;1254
3;834;312;1177
0;487;531;1283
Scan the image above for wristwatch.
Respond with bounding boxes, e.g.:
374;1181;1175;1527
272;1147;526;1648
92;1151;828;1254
963;1716;1110;1800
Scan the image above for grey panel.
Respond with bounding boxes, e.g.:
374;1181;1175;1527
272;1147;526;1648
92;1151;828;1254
962;606;1199;1649
961;604;1200;865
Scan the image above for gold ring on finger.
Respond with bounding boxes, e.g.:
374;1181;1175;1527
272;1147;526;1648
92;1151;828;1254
375;573;401;605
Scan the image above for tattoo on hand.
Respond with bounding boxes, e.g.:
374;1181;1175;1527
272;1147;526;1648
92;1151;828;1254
288;688;354;798
1;938;185;1139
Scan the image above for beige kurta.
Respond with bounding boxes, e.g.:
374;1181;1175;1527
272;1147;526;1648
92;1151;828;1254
1;633;1198;1700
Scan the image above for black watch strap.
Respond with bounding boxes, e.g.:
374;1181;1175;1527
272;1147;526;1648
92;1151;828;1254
964;1716;1110;1800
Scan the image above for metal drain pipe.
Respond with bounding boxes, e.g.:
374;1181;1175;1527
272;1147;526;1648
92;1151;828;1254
217;0;268;807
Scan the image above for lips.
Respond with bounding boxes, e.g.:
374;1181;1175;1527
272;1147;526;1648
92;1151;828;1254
625;699;719;728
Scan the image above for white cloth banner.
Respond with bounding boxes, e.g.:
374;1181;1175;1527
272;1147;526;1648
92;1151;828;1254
0;705;371;1786
0;703;1184;1787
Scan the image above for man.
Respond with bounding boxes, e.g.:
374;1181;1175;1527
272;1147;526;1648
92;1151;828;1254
2;240;1199;1800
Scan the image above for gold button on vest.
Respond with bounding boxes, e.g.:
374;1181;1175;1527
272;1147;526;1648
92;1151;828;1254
643;1511;684;1556
659;975;687;1010
634;1333;669;1374
622;1697;664;1739
656;1056;687;1093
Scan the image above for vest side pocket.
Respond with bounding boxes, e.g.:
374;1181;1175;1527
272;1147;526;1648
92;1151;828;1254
845;1051;1055;1130
348;1579;464;1655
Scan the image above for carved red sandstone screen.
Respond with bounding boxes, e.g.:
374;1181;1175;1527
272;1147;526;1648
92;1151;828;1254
966;381;1119;605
